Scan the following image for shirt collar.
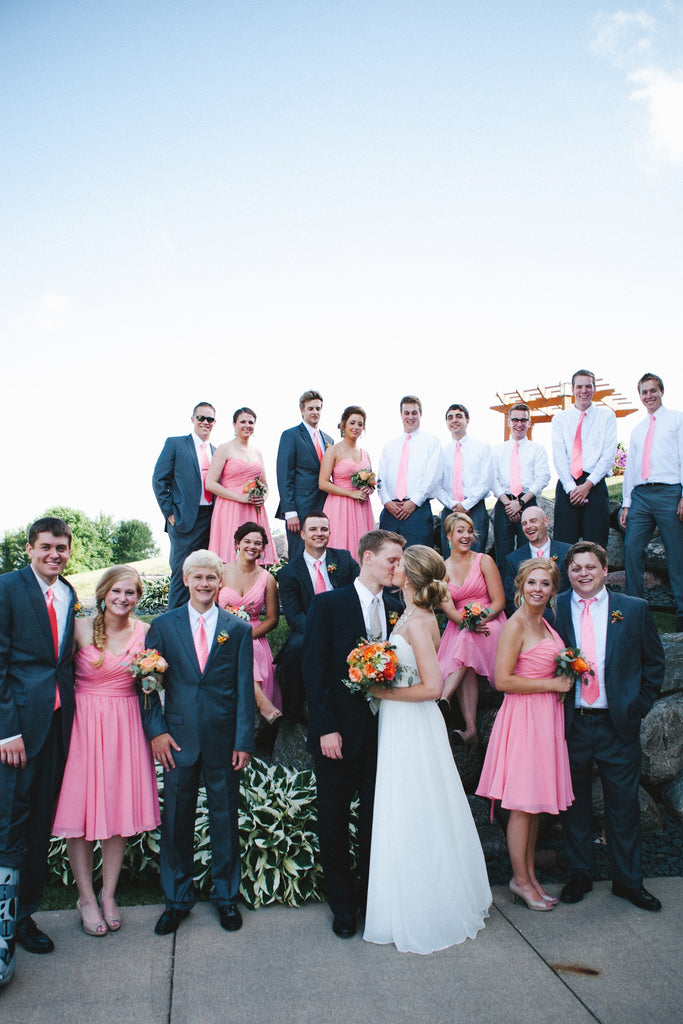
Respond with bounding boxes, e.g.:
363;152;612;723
571;585;608;608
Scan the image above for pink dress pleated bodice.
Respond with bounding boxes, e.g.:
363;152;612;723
218;571;281;710
208;457;278;564
437;553;506;685
476;622;574;815
53;619;160;841
323;453;376;558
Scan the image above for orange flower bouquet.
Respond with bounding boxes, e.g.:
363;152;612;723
458;601;490;635
344;639;399;710
130;649;169;709
554;647;594;703
243;476;267;501
350;468;377;491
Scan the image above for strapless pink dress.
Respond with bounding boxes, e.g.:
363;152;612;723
323;453;376;558
218;572;281;711
476;623;574;815
208;457;278;563
53;620;160;840
437;553;506;686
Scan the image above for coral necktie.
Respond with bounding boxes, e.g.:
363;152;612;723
200;443;212;503
313;560;327;594
452;442;464;504
314;430;323;461
194;615;209;673
46;587;61;710
510;442;522;496
641;415;655;482
571;412;586;480
395;435;411;500
579;598;600;705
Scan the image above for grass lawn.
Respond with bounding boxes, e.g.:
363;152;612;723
67;556;171;600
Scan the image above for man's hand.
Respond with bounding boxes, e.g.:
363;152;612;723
0;736;26;768
383;500;404;519
619;507;628;529
569;481;593;506
167;514;176;527
678;497;683;521
401;500;417;518
232;750;251;770
286;516;301;534
505;499;522;522
320;732;343;759
151;732;181;770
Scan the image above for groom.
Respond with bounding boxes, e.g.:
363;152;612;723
303;530;404;939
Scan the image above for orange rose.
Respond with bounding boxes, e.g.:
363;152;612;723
140;656;157;671
469;603;482;616
571;657;590;674
349;666;362;682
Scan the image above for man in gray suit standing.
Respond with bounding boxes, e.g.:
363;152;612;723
153;401;217;608
142;550;254;936
0;517;77;987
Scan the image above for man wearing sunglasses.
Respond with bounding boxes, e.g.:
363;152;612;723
153;402;217;608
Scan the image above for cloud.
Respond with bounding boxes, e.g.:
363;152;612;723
629;66;683;162
33;293;72;332
591;10;657;66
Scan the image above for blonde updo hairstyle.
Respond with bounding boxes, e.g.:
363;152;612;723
92;565;143;666
403;545;449;610
444;510;478;544
513;557;560;609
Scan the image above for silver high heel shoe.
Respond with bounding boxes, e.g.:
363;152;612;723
509;880;554;911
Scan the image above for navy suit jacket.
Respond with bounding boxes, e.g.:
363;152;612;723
278;548;359;634
142;606;254;766
275;422;334;521
0;565;76;757
302;584;402;760
503;540;572;616
554;589;664;743
153;433;215;535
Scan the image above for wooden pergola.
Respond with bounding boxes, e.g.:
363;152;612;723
491;379;637;440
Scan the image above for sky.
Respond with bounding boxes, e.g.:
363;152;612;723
2;0;682;552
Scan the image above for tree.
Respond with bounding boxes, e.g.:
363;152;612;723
0;527;28;574
112;519;159;563
41;506;113;573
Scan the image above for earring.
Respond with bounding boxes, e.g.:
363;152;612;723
100;599;106;611
548;596;555;608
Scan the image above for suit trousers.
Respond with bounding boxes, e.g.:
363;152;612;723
553;475;610;548
167;505;213;609
160;760;241;909
314;741;377;915
624;483;683;618
440;500;489;558
0;711;66;920
277;631;306;721
379;502;435;549
561;711;642;888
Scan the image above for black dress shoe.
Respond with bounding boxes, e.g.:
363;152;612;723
154;908;190;935
15;917;54;954
332;911;356;938
218;904;242;931
560;873;593;904
612;882;662;911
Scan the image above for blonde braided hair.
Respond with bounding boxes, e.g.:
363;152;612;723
91;565;142;667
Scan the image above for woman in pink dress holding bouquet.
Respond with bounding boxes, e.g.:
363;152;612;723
476;558;573;910
207;407;278;564
438;512;506;747
53;566;160;936
319;405;376;558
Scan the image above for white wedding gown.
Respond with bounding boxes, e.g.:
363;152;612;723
363;634;491;954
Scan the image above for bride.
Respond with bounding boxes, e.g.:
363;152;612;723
364;545;491;954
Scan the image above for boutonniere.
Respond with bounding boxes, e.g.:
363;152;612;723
611;610;624;624
388;611;399;626
550;555;558;563
217;631;230;644
73;601;87;617
327;563;337;573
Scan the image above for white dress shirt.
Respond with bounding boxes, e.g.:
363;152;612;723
436;435;493;510
492;438;550;498
188;602;219;647
303;550;333;592
570;586;609;709
622;405;683;507
552;403;617;494
529;538;551;558
354;579;387;641
377;429;443;508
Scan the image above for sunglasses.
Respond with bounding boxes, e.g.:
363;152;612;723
195;415;215;424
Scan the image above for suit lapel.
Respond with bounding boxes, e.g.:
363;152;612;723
326;549;341;590
299;422;318;461
204;607;231;671
22;568;59;660
177;610;202;674
184;434;202;483
605;591;619;667
557;592;577;646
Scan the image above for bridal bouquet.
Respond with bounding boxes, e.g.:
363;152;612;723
458;602;490;635
130;648;168;709
243;476;267;501
350;468;377;491
554;647;594;703
344;640;399;710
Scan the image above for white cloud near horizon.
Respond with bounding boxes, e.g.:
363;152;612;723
630;65;683;162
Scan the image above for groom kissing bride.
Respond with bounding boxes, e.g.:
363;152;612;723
303;529;404;939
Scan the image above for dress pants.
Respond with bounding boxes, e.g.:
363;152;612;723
167;505;213;609
553;475;610;548
562;711;642;889
160;759;240;909
440;500;489;557
379;502;435;548
624;483;683;619
277;631;306;721
284;526;305;562
0;712;66;920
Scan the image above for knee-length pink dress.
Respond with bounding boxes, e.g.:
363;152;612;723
208;457;278;564
437;553;506;686
53;620;160;841
218;572;281;710
323;453;376;557
476;622;574;815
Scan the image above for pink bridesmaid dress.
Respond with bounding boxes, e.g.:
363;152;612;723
323;453;376;558
53;620;160;840
218;572;281;711
208;457;278;564
476;622;574;815
437;553;506;685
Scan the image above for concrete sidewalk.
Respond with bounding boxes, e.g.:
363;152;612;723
1;879;679;1024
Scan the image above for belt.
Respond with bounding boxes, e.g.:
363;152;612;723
575;707;609;716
